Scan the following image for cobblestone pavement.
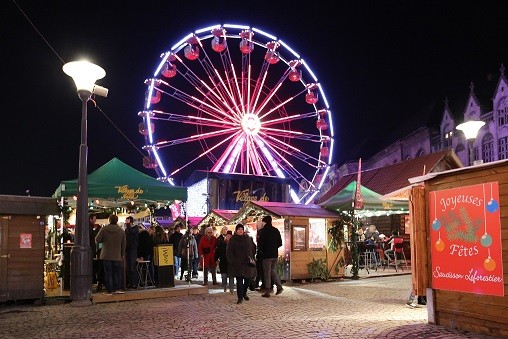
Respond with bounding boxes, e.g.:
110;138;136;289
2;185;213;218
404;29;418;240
0;275;498;339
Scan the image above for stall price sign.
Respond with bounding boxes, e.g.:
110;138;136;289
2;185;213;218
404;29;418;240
429;182;504;296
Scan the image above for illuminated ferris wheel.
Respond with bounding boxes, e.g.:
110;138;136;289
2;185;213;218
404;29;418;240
139;23;334;203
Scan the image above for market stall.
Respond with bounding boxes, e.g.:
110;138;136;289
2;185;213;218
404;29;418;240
229;201;342;281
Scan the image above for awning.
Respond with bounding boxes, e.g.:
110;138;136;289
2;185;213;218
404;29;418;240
53;158;187;204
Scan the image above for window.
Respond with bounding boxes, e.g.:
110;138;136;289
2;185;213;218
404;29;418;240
482;133;494;163
292;225;307;251
499;137;508;160
308;218;326;250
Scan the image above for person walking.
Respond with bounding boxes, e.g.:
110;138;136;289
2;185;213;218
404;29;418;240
215;230;234;293
191;227;201;279
125;216;139;289
95;214;126;295
227;224;257;304
177;228;198;281
257;215;283;298
168;224;183;278
198;226;218;286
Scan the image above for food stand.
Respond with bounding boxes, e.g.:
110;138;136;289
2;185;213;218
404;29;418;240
229;201;342;281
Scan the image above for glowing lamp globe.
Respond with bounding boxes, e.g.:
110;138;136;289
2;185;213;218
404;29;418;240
63;61;106;93
456;120;485;140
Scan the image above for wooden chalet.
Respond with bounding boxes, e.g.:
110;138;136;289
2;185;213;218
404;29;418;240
408;159;508;337
229;201;342;281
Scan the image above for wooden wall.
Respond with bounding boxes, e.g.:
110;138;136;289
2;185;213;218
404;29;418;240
287;217;344;280
411;162;508;337
0;215;45;302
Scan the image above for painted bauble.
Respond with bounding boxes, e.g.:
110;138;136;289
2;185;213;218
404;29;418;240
432;218;441;231
484;257;496;271
435;239;445;252
480;233;493;247
487;199;499;213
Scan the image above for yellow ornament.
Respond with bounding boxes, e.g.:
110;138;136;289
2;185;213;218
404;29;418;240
435;239;445;252
484;257;496;271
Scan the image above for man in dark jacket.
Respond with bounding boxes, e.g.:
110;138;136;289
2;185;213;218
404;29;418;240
125;216;139;289
257;215;283;297
95;214;126;294
168;224;183;277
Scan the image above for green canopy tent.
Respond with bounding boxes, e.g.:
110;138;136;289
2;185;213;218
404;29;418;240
318;181;407;217
53;158;187;205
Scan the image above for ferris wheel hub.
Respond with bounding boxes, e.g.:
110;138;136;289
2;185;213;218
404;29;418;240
241;113;261;135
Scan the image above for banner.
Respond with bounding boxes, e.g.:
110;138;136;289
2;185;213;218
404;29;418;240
429;182;504;296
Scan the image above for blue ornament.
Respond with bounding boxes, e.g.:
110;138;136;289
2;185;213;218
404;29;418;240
480;233;493;247
487;199;499;213
432;218;441;231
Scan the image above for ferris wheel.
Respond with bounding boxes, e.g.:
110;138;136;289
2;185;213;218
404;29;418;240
139;23;334;203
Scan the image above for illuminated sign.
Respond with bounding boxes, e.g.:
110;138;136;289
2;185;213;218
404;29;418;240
115;185;144;199
233;189;269;202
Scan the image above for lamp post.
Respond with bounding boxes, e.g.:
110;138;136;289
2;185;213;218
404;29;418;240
456;120;485;166
63;60;107;306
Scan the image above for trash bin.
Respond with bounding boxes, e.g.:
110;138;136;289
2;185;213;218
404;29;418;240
153;244;174;288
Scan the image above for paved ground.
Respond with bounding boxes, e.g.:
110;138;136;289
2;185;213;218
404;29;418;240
0;275;497;339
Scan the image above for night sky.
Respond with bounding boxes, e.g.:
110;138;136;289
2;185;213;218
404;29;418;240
2;1;508;197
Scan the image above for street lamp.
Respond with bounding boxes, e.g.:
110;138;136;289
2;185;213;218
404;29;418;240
63;60;107;306
456;120;485;166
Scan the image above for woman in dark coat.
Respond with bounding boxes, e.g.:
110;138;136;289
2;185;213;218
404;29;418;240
226;224;257;304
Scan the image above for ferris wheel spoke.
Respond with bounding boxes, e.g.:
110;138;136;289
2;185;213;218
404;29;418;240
152;127;238;148
155;84;238;124
262;133;324;168
188;42;247;121
257;84;309;121
262;128;323;142
253;134;312;185
170;131;239;177
147;109;238;128
261;111;318;126
211;133;245;172
251;64;291;115
171;54;234;116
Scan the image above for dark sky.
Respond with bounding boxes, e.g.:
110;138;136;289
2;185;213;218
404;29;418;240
2;1;508;197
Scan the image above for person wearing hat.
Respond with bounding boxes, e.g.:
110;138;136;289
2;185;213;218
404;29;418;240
227;224;257;304
198;226;218;286
257;215;283;297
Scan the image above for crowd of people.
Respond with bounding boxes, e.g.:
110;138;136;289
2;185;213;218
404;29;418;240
89;213;284;303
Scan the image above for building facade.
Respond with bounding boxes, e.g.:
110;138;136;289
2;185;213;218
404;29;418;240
321;64;508;195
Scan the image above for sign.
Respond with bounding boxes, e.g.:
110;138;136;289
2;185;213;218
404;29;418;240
20;233;32;248
429;182;504;296
114;185;144;199
153;245;173;266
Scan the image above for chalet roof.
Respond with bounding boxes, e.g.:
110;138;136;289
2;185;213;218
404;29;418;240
316;149;463;204
230;201;340;224
197;209;238;228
